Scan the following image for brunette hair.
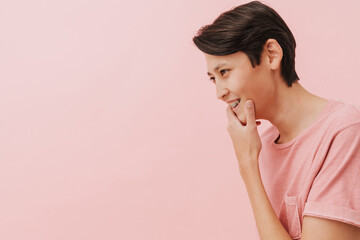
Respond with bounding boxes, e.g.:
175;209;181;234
192;1;299;87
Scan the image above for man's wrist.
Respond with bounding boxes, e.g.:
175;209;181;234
238;157;259;177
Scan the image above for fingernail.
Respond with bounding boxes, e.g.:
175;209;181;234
246;100;253;108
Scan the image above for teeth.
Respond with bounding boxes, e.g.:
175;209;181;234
230;99;241;108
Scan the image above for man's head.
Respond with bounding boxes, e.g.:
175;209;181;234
192;1;300;125
192;1;299;88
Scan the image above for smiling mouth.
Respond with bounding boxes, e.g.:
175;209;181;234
230;98;241;108
231;100;241;111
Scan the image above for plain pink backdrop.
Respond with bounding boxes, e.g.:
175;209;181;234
0;0;359;239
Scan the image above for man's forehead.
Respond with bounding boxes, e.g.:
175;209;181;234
205;51;246;61
205;54;228;72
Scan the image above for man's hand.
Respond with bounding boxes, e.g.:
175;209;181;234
225;99;262;170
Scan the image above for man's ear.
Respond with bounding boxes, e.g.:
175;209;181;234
264;38;283;70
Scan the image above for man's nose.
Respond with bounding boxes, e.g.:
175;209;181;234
217;87;229;100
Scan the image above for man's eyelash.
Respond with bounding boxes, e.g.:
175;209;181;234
208;69;229;82
220;69;229;75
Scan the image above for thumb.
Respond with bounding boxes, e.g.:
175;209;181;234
245;100;256;126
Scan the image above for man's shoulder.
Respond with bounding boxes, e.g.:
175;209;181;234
326;99;360;131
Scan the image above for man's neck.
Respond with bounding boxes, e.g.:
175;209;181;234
268;82;328;144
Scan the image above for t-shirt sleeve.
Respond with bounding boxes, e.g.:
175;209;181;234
303;122;360;227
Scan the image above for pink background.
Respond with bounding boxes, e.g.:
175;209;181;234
0;0;359;239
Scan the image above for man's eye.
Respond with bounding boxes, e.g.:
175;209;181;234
209;77;216;83
220;69;228;75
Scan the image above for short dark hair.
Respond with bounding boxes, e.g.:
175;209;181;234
192;1;299;87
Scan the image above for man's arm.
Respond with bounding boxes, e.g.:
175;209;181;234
301;216;360;240
240;162;360;240
239;162;292;240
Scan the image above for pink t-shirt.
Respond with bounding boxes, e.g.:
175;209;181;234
256;98;360;239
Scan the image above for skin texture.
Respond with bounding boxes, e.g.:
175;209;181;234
205;39;360;239
301;216;360;240
205;39;329;143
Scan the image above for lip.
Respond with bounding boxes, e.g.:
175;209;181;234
226;98;241;104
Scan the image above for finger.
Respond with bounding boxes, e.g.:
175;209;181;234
245;100;256;127
225;105;237;122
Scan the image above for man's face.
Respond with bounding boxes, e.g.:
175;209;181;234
205;50;275;125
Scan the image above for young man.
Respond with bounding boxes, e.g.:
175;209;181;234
193;1;360;239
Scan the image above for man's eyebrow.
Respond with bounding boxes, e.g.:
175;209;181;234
207;63;229;76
